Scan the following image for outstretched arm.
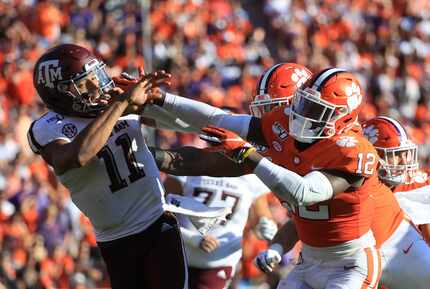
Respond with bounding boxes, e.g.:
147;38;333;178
200;126;365;206
150;92;266;144
149;146;249;177
140;104;199;133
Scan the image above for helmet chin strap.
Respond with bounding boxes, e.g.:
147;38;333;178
380;174;405;187
293;136;315;144
290;117;319;143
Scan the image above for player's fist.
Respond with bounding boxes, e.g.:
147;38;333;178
254;244;283;273
200;126;256;163
199;235;220;253
255;217;278;241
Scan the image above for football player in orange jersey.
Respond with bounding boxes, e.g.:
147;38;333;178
149;68;383;289
362;116;430;289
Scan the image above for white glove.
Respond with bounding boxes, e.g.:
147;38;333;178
255;217;278;241
254;244;283;273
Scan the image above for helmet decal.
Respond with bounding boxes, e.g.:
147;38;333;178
36;60;63;88
362;125;379;144
291;68;310;88
345;82;362;111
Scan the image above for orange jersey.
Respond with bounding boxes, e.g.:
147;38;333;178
260;106;290;156
370;181;404;247
260;122;379;247
260;108;404;247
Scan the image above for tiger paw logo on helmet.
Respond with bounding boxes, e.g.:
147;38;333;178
291;68;311;88
345;82;362;110
363;125;379;144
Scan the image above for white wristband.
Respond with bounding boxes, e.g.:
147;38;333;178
180;227;203;248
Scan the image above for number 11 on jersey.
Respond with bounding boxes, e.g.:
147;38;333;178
97;133;146;193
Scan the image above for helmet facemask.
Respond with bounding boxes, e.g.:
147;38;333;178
289;87;348;143
249;94;290;118
376;141;419;186
57;59;115;117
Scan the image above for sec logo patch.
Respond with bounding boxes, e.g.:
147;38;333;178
62;123;78;138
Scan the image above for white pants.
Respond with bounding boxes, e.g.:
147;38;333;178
380;220;430;289
276;247;381;289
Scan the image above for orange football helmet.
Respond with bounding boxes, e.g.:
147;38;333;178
363;116;418;185
289;68;363;143
249;63;312;118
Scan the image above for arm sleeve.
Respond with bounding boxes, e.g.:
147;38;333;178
253;158;333;206
141;104;199;133
244;175;271;199
162;92;252;138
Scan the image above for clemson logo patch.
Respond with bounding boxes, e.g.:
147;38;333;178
336;136;358;147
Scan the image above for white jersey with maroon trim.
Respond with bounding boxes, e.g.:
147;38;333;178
175;175;270;268
27;111;165;242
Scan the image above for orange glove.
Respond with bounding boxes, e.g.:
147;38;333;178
112;67;145;91
113;68;171;98
200;126;256;163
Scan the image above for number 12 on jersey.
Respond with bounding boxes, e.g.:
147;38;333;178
356;152;376;175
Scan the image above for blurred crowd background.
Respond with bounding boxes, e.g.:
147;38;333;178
1;0;430;288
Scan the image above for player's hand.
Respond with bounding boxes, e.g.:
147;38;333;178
112;74;138;91
112;67;145;91
199;235;220;253
113;67;171;93
200;126;256;163
144;69;171;88
126;79;153;107
255;217;278;241
254;247;282;273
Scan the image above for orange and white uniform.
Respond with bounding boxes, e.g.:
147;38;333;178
262;108;377;245
363;116;430;289
262;127;382;289
370;181;404;248
372;170;430;289
260;106;290;157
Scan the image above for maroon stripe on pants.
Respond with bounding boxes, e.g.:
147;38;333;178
188;266;233;289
